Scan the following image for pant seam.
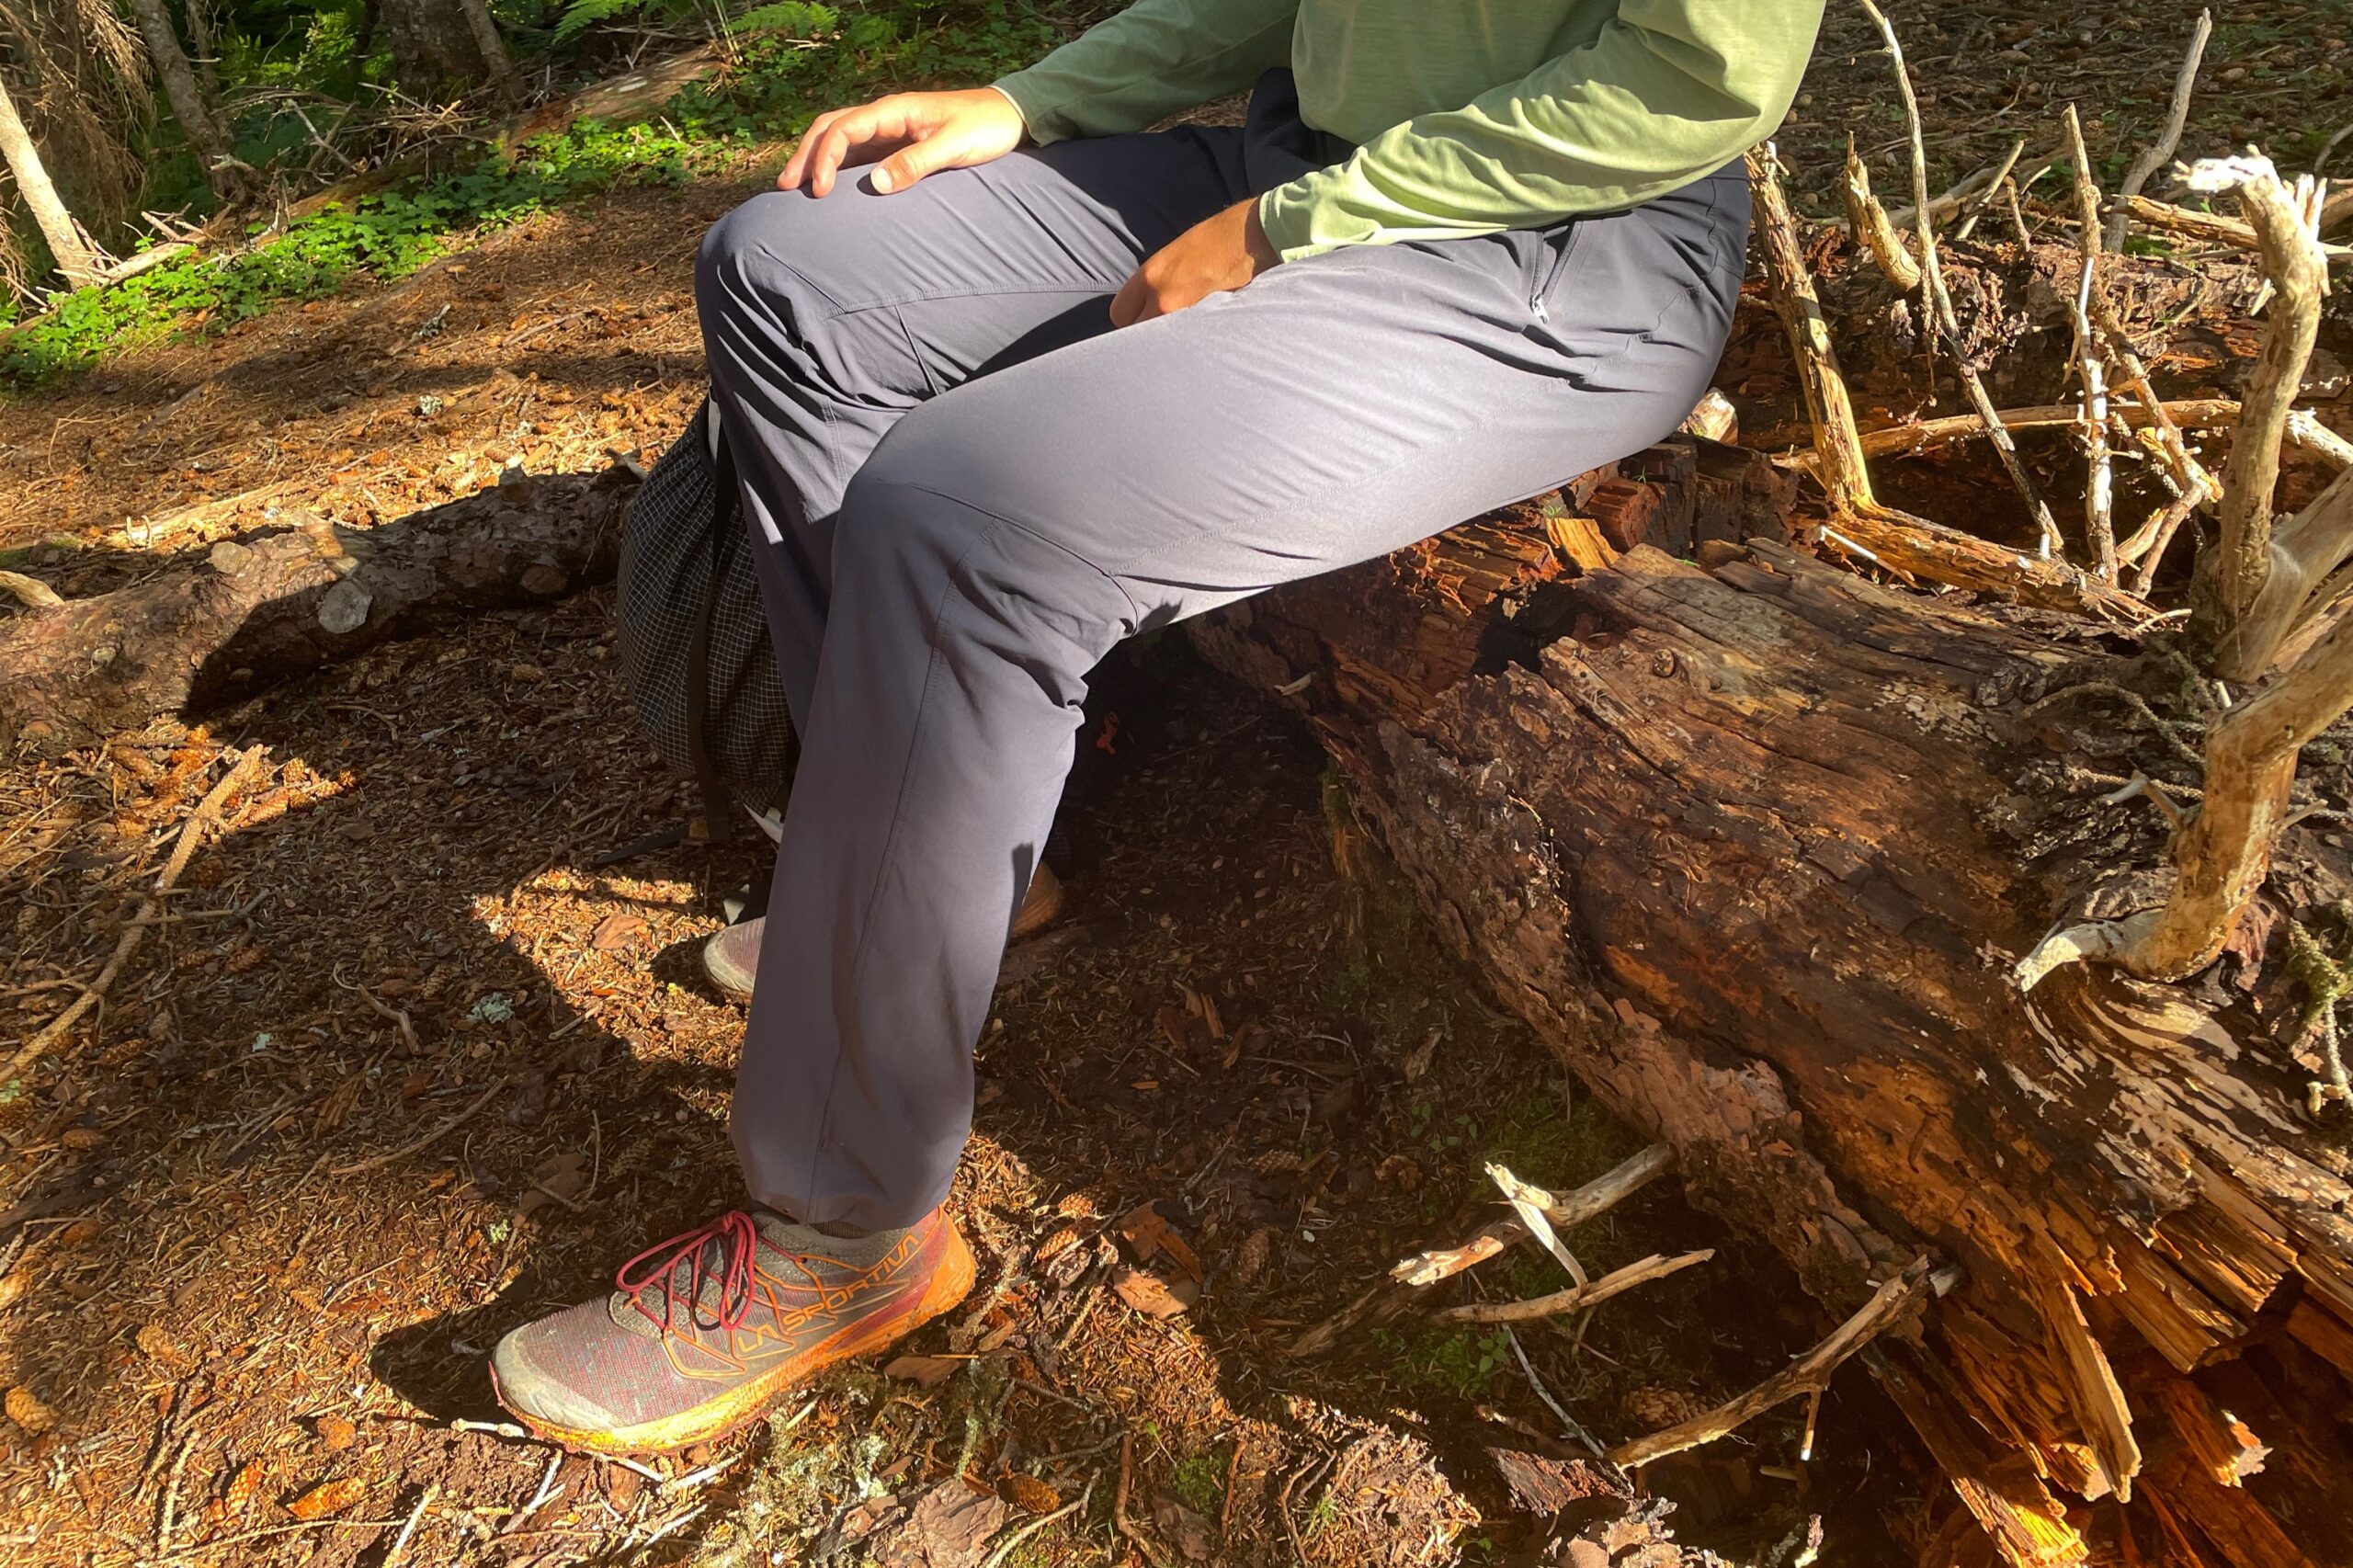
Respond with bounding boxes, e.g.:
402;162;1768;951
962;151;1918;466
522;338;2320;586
875;479;1148;627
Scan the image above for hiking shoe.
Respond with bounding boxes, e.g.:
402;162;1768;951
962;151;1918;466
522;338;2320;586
701;863;1066;1003
489;1205;974;1456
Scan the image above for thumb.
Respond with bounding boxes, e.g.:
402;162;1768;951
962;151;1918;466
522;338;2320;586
870;132;955;194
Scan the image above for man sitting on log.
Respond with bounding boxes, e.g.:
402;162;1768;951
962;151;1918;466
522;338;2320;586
488;0;1824;1454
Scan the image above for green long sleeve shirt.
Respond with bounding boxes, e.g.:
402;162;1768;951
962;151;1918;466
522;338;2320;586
992;0;1824;262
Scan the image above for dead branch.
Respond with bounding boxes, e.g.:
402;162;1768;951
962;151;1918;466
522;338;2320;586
2018;599;2353;988
10;746;267;1074
2093;288;2221;541
2109;10;2213;251
1951;136;2029;242
1862;0;2065;562
1847;398;2349;467
1608;1257;1945;1469
2113;193;2353;261
1290;1143;1675;1356
1842;141;1921;290
1434;1250;1713;1324
2191;161;2337;681
0;571;64;610
1750;147;2131;615
2063;107;2119;582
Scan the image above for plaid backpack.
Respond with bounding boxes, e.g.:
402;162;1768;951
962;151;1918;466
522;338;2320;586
615;400;795;839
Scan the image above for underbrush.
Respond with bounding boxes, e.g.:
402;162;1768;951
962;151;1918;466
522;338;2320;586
1;0;1059;385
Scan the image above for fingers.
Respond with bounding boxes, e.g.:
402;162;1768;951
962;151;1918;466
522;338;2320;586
1108;268;1154;328
779;108;845;189
871;131;952;194
779;100;910;195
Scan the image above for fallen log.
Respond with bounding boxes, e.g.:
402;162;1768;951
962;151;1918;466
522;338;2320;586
1190;445;2353;1566
0;467;635;756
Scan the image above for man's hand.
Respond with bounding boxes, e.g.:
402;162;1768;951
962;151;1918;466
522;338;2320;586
779;88;1027;198
1109;199;1279;326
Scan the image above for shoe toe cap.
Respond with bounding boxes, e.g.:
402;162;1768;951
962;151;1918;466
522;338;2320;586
491;1312;630;1434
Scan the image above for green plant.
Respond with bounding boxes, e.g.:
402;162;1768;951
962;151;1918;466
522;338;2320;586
1375;1324;1515;1398
1170;1445;1227;1516
3;0;1061;381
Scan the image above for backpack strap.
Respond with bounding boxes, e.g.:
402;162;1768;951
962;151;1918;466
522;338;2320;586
684;407;738;846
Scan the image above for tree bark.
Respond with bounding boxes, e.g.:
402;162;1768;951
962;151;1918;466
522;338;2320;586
119;0;241;199
0;469;634;756
380;0;510;100
1191;449;2353;1567
0;70;105;288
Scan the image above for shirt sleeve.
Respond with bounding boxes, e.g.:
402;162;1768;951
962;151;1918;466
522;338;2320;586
1256;0;1824;262
992;0;1298;143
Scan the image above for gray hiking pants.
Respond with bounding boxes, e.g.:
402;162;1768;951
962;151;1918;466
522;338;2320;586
698;71;1749;1232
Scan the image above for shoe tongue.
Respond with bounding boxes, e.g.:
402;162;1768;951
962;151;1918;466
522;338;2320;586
606;1212;913;1338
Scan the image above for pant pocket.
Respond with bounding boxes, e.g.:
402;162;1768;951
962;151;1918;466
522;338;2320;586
1528;222;1586;323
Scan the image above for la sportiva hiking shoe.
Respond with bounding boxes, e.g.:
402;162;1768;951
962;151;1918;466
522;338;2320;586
701;863;1066;1003
489;1205;974;1455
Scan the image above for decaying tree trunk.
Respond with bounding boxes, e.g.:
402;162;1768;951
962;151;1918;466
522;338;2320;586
0;69;104;288
1191;439;2353;1565
0;468;634;755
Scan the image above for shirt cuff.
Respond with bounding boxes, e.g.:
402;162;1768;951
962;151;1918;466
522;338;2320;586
1255;181;1346;263
989;75;1061;144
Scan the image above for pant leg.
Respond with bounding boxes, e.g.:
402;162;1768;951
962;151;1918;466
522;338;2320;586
694;127;1248;723
735;160;1754;1231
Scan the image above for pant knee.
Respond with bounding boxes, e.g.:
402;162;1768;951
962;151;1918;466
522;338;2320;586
695;193;835;344
833;448;1128;683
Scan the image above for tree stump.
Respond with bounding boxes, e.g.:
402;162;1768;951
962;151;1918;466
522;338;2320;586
1190;441;2353;1567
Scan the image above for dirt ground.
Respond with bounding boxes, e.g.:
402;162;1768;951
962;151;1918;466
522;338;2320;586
3;4;2350;1564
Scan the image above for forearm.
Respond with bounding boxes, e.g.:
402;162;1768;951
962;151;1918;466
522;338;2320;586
1257;0;1823;260
994;0;1297;142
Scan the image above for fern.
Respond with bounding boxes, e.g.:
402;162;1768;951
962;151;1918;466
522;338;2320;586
551;0;649;45
733;2;836;37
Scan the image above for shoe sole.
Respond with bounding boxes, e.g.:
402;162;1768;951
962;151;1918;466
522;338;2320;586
708;871;1066;1006
491;1224;978;1459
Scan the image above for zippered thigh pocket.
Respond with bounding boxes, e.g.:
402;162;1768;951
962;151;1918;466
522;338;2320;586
1529;221;1586;323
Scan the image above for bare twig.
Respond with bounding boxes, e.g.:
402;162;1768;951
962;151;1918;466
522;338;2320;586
1290;1144;1675;1356
2189;160;2338;681
384;1483;439;1568
1952;136;2029;241
1114;1435;1172;1568
1844;397;2348;467
2109;10;2213;251
2112;193;2353;260
1435;1250;1714;1324
1504;1324;1605;1457
1842;140;1920;290
12;746;266;1076
2063;107;2118;582
327;1077;507;1176
1751;146;2127;614
2020;603;2353;988
1608;1258;1946;1468
1862;0;2064;561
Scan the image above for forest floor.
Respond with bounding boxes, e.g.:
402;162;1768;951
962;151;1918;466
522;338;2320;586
1;3;2350;1565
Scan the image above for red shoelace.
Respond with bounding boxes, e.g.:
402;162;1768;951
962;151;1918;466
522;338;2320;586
618;1210;758;1334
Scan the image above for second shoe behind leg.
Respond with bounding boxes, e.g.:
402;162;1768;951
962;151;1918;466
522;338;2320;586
733;158;1754;1233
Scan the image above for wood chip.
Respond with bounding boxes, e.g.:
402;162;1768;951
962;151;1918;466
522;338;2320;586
882;1354;964;1389
1111;1264;1199;1319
